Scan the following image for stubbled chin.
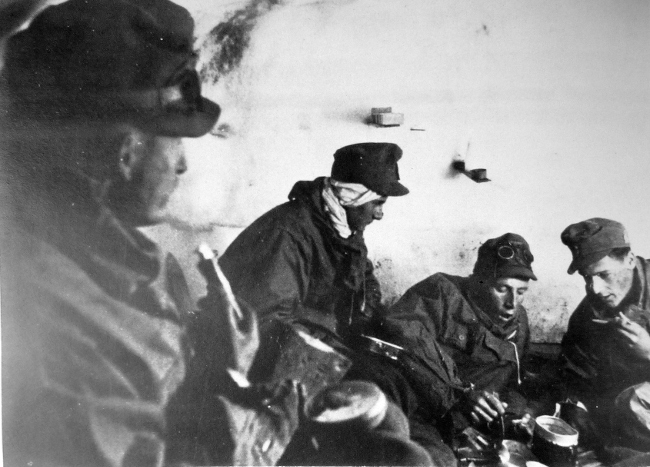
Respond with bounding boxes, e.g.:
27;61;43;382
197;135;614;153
592;294;616;308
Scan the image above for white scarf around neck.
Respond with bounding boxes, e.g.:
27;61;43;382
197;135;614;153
322;177;382;238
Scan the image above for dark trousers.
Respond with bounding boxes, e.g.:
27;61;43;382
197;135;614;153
346;352;459;467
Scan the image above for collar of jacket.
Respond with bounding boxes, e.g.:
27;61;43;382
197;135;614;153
24;168;165;302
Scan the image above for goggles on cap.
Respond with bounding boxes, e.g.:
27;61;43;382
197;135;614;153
497;244;516;260
156;53;203;113
114;53;204;115
492;240;533;277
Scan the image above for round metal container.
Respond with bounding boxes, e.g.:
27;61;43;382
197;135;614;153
305;380;388;430
531;415;579;467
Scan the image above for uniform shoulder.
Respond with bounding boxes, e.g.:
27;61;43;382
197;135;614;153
238;199;313;237
239;178;326;238
566;296;593;325
399;272;466;300
412;272;464;290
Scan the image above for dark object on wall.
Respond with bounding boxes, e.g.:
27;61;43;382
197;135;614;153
452;160;491;183
200;0;282;84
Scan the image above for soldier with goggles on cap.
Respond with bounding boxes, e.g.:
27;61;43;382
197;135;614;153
559;218;650;454
348;233;538;463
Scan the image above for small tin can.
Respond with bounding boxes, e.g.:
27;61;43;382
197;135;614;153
531;415;579;467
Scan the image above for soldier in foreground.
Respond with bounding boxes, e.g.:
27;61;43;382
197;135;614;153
0;1;302;464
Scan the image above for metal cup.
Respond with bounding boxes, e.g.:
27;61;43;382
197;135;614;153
305;380;388;432
531;415;579;467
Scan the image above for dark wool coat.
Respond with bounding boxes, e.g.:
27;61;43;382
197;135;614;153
561;257;650;449
384;273;530;400
219;177;382;342
1;170;298;467
345;273;530;465
561;257;650;397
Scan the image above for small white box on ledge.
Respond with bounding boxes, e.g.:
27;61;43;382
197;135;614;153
374;112;404;126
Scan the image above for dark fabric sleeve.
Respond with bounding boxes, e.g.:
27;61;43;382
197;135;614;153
381;278;451;366
349;257;385;336
375;279;464;414
193;284;259;379
5;275;176;467
364;257;383;314
167;372;302;466
219;224;314;330
560;301;601;397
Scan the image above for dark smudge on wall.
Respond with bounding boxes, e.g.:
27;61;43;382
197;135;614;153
199;0;282;84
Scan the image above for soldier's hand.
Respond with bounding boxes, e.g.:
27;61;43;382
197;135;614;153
196;288;259;376
463;390;507;425
613;312;650;361
510;413;534;439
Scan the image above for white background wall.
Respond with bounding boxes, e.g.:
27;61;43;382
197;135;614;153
145;0;650;342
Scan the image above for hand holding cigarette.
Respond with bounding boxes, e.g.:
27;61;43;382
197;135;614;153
611;311;650;361
195;243;259;376
197;244;243;320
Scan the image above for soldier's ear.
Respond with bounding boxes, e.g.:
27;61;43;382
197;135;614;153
117;131;143;182
625;251;636;269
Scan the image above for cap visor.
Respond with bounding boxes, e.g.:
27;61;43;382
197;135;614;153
567;249;611;275
384;181;409;197
497;265;537;281
139;97;220;137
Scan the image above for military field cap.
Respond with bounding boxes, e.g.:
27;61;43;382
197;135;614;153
473;232;537;281
561;218;630;274
331;142;409;196
3;0;220;137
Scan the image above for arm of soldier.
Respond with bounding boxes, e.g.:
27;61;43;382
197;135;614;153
349;258;384;335
559;304;602;398
21;286;174;467
178;250;305;466
168;371;304;466
363;257;384;313
381;277;448;344
218;227;314;329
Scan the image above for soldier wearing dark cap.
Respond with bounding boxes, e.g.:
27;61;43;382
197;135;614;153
560;218;650;451
219;142;408;347
0;0;302;465
356;233;538;464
